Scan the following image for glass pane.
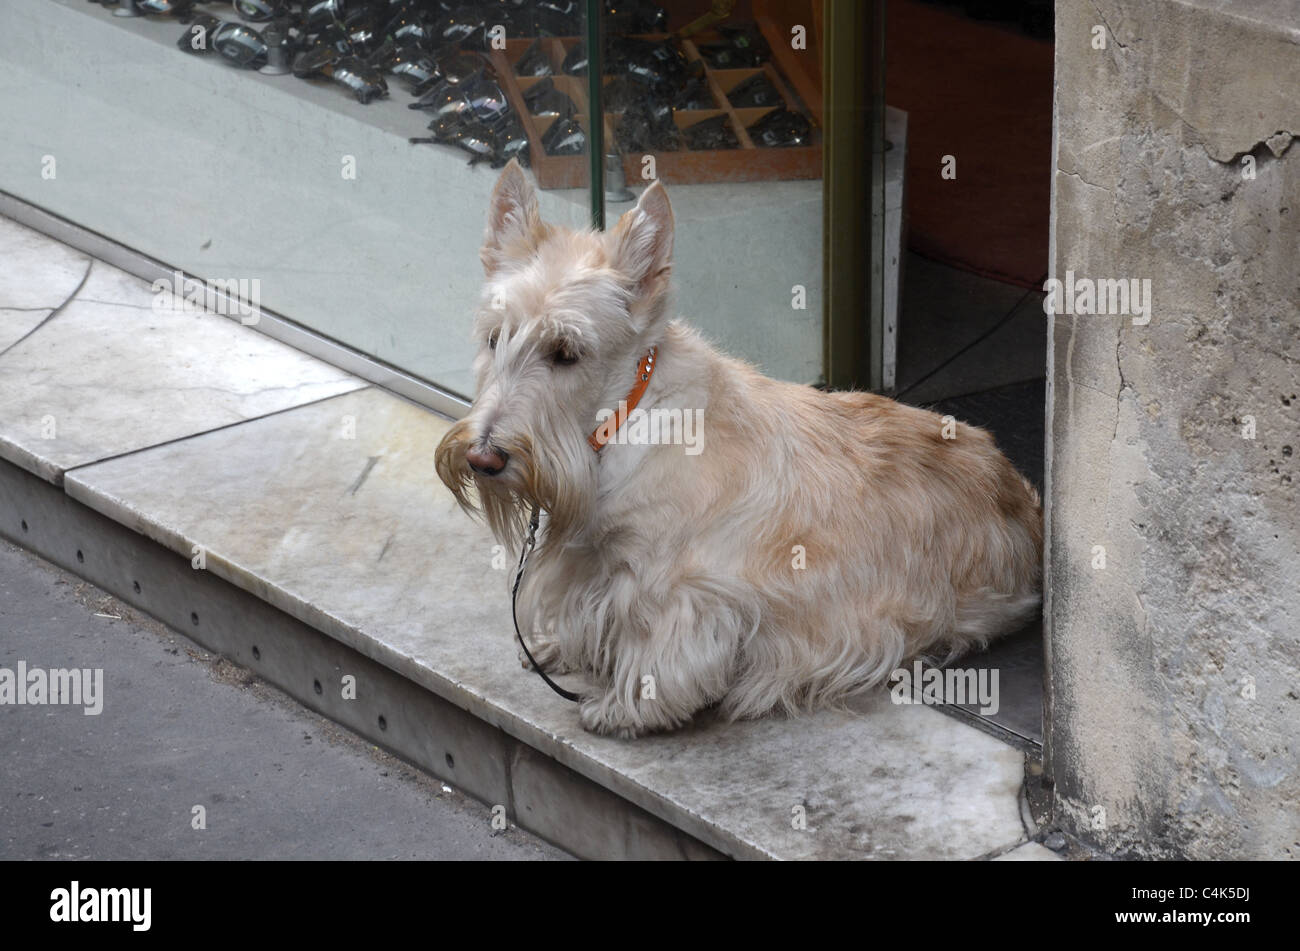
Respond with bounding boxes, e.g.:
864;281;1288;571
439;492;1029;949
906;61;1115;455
590;0;834;386
0;0;594;401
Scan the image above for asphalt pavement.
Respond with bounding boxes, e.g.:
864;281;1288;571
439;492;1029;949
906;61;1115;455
0;539;567;860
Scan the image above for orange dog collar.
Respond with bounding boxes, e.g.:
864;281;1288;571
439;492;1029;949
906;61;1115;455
589;346;658;452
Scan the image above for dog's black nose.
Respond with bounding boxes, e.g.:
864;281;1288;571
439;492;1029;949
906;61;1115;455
466;446;508;476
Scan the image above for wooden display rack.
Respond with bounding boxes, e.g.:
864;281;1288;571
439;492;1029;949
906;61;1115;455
488;33;822;189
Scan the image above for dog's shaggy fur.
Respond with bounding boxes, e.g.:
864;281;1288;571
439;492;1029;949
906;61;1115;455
436;160;1042;737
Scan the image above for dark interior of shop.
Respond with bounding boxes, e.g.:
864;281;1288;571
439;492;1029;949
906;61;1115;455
888;0;1053;746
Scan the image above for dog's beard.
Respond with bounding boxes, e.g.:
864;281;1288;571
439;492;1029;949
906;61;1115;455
434;417;595;552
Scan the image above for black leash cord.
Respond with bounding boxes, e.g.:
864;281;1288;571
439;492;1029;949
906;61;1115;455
512;506;582;702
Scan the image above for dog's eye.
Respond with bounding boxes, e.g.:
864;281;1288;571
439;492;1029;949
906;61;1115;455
552;346;579;366
487;329;500;350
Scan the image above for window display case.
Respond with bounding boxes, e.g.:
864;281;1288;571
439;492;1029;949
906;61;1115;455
497;23;821;189
0;0;880;403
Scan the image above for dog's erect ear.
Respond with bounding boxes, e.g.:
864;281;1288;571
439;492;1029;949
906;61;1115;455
610;181;674;301
481;159;544;274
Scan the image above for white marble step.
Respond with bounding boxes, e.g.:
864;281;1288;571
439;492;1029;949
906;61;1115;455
0;217;365;485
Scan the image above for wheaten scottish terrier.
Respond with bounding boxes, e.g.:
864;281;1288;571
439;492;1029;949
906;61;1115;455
436;160;1042;738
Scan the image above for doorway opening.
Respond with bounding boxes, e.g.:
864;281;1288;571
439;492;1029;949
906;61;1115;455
887;0;1054;748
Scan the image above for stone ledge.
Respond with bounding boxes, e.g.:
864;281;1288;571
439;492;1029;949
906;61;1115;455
0;217;365;485
58;384;1028;859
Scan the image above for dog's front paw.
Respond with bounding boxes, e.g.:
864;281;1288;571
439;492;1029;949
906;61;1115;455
579;688;694;739
516;633;575;674
579;694;648;739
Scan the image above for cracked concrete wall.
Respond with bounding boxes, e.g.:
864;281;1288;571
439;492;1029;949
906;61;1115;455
1046;0;1300;858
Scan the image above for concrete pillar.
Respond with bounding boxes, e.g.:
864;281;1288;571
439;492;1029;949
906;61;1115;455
1046;0;1300;858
